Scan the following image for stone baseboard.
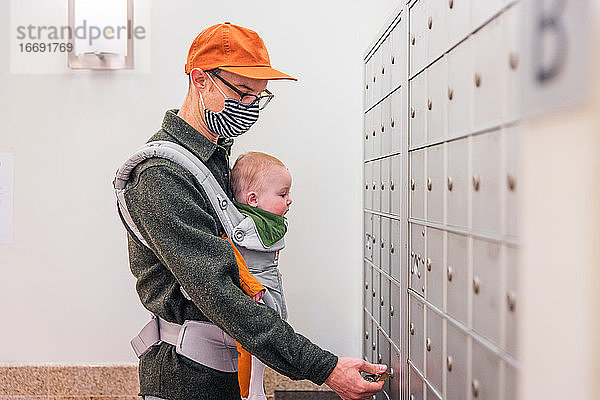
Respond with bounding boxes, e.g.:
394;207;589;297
263;366;333;396
274;391;341;400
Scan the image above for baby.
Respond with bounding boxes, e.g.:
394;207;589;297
230;152;292;400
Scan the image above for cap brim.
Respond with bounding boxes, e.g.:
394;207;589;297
219;66;297;81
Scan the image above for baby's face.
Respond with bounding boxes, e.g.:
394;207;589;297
254;166;292;216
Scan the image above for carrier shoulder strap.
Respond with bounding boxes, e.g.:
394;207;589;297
113;140;284;252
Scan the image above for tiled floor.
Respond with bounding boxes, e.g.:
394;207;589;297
0;365;139;399
0;398;139;400
0;365;334;399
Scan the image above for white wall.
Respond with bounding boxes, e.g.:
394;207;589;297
520;3;600;399
0;0;400;363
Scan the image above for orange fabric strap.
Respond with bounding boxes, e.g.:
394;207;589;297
235;340;252;397
222;234;266;297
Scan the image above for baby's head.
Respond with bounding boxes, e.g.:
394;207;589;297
231;152;292;216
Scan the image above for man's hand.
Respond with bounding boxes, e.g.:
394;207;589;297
325;357;387;400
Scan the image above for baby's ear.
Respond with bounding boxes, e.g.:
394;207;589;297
247;192;259;207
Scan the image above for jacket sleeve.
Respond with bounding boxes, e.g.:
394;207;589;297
124;163;338;385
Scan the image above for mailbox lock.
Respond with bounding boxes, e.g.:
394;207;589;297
381;239;385;249
428;16;433;29
426;258;432;271
372;181;376;190
365;330;369;340
507;174;516;191
390;180;395;191
427;177;432;191
447;176;454;191
472;379;480;398
411;107;416;118
475;73;482;87
426;338;432;351
365;282;369;290
422;285;425;293
372;235;376;244
447;356;453;371
365;133;369;141
365;182;369;190
427;97;432;110
507;291;517;312
372;288;376;297
378;354;382;363
380;297;385;307
390;305;394;316
390;243;395;254
381;65;385;75
381;124;385;132
366;83;369;90
411;179;416;190
373;75;376;83
447;266;454;281
381;181;385;191
509;52;519;70
473;277;481;294
372;341;376;351
372;129;376;137
391;118;395;128
411;34;416;45
389;368;394;378
422;230;425;237
472;175;481;191
449;0;454;8
448;87;454;100
410;323;415;335
391;55;395;64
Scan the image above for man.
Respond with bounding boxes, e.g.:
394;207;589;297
118;22;386;400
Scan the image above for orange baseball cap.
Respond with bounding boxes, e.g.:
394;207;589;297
185;22;296;81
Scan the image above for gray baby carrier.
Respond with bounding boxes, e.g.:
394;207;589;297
113;140;286;371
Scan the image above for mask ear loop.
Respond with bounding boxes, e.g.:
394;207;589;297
206;73;228;98
198;90;206;110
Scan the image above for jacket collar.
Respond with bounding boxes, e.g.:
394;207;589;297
160;109;234;162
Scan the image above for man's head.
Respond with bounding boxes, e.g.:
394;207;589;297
180;23;295;142
185;22;296;80
231;152;292;217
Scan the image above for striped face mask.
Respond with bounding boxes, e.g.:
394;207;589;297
199;74;260;138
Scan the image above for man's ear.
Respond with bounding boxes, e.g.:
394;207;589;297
189;68;207;90
247;192;259;207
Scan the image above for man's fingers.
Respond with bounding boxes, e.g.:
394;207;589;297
358;360;388;375
360;380;385;399
325;357;388;400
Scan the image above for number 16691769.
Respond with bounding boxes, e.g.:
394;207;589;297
19;42;73;52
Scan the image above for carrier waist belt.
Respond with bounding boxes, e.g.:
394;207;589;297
130;315;239;373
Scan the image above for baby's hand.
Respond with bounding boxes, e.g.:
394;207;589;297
253;289;265;303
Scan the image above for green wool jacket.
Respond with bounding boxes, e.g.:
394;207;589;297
120;110;338;400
